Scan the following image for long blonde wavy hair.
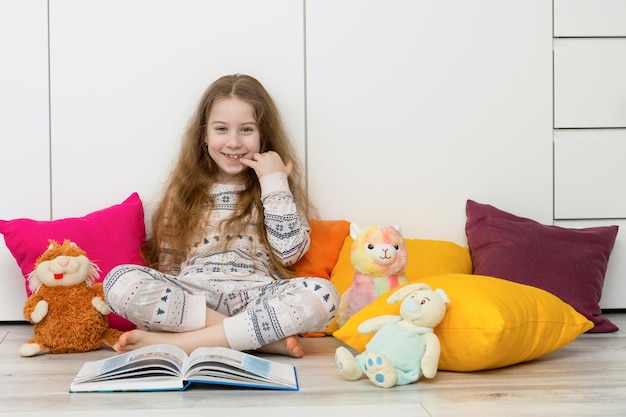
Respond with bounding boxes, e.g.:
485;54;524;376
144;74;313;278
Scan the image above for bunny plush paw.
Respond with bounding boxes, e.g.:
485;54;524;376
335;346;364;381
363;352;398;388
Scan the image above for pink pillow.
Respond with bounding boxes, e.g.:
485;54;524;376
465;199;619;332
0;193;146;331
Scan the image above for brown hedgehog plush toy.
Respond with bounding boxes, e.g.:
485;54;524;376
19;239;122;357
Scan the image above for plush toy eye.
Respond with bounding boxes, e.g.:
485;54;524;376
393;244;399;250
367;244;375;250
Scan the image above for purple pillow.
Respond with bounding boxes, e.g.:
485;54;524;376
0;193;146;331
465;199;618;332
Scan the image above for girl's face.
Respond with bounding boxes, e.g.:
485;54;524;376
206;96;261;183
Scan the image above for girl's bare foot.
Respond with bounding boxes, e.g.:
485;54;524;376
115;329;178;353
116;324;229;355
116;328;304;358
257;335;304;358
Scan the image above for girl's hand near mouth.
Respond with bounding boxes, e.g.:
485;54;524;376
241;151;293;178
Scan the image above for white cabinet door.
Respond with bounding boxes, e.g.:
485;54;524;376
305;0;553;244
554;131;626;219
554;39;626;128
554;0;626;37
49;0;305;219
0;0;50;320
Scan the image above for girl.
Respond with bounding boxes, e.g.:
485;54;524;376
104;74;339;358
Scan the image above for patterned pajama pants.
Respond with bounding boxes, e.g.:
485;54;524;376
103;264;339;351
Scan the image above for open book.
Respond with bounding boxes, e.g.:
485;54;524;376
69;344;298;392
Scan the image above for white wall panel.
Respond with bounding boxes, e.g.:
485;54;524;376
0;0;50;320
49;0;305;220
305;0;553;244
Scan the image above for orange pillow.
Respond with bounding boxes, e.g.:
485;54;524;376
291;219;350;279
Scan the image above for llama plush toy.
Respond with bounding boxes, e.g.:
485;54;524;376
336;223;408;327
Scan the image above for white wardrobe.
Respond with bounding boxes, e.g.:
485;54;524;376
553;0;626;309
2;0;621;321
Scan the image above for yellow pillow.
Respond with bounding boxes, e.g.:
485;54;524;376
333;274;594;372
326;237;472;333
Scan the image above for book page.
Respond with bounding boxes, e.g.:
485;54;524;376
72;344;188;383
185;347;297;389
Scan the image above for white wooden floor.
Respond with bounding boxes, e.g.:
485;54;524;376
1;314;626;417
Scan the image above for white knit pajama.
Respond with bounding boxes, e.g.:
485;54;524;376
104;262;338;351
104;174;338;350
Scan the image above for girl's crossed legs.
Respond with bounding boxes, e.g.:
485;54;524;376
103;265;339;356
